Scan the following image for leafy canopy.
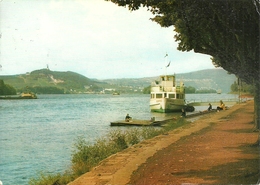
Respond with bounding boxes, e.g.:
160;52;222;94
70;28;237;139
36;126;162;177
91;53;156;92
107;0;259;85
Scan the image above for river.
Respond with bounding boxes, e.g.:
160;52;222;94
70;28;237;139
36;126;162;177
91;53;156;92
0;93;238;185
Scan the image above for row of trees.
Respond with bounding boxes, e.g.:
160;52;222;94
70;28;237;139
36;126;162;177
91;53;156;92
184;86;217;94
18;86;65;94
107;0;260;128
230;80;255;95
0;80;66;95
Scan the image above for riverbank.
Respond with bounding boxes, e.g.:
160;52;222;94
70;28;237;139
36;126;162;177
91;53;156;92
69;100;259;184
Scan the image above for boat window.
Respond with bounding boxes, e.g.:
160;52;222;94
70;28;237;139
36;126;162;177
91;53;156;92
177;94;180;99
151;94;155;99
156;94;163;98
164;93;167;98
169;94;175;98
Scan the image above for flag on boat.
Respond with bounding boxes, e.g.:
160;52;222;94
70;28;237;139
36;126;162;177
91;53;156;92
166;61;171;67
164;53;168;58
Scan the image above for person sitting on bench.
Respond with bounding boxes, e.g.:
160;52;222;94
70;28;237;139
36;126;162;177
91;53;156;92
217;100;225;112
125;114;132;122
201;103;213;113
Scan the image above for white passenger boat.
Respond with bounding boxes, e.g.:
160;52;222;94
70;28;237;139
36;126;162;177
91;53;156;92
150;74;192;112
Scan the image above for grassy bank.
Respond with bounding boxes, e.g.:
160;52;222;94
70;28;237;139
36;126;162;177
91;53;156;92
29;118;189;185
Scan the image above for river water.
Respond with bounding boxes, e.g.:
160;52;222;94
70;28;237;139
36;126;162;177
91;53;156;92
0;93;238;185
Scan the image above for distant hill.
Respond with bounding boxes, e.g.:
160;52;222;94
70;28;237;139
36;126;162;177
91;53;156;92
0;68;237;94
0;69;103;94
176;68;236;93
101;69;237;93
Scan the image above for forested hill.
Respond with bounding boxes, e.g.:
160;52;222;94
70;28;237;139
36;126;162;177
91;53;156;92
101;68;237;93
176;68;236;93
0;69;103;94
0;68;236;94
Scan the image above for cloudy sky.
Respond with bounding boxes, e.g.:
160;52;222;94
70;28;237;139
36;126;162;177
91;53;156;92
0;0;215;79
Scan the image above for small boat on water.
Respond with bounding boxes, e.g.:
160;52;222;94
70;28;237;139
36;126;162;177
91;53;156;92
20;92;37;99
112;92;120;95
217;89;222;94
0;92;37;100
150;74;194;112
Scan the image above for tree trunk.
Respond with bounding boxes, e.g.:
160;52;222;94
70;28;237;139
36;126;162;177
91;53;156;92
254;82;260;130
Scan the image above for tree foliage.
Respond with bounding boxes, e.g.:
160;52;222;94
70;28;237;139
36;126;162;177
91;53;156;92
231;80;255;94
107;0;260;127
142;85;151;94
107;0;259;86
18;86;65;94
0;80;17;95
185;86;196;94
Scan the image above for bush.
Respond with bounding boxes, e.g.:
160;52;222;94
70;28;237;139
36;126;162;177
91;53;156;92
125;128;140;145
28;172;73;185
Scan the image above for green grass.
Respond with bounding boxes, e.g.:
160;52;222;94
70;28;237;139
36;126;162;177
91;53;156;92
29;118;189;185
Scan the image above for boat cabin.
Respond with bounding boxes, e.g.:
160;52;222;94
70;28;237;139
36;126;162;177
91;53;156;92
150;75;185;100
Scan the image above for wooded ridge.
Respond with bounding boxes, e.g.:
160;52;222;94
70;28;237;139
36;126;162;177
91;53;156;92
0;68;236;94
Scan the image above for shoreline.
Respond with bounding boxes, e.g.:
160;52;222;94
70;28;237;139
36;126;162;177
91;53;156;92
69;100;258;184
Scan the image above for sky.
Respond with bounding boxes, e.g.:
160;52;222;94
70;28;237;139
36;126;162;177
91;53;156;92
0;0;216;79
